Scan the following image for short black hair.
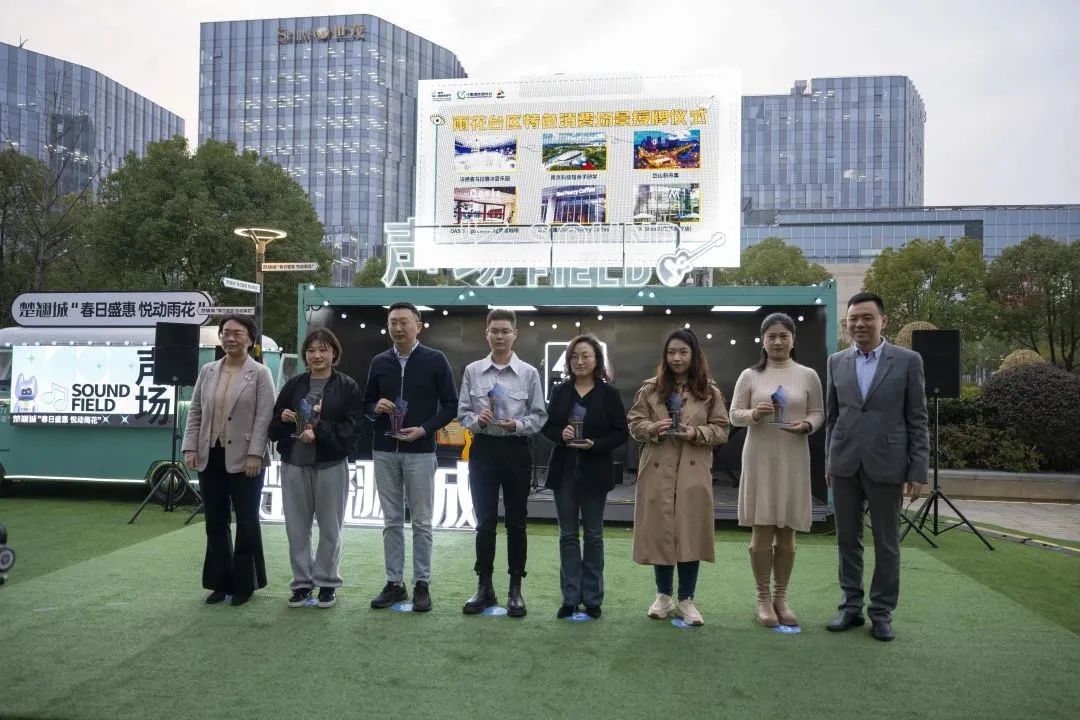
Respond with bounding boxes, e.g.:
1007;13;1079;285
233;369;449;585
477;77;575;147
486;308;517;327
218;314;258;340
302;327;343;365
847;291;885;314
387;301;421;322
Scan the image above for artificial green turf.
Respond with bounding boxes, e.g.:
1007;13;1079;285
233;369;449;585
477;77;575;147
2;496;1079;720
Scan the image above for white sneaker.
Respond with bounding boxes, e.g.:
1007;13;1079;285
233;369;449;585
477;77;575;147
676;598;704;626
648;593;675;619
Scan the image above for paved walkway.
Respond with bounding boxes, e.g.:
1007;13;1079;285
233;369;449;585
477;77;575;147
908;498;1080;543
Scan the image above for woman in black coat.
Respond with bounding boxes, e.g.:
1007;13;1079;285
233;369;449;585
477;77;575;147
541;334;629;619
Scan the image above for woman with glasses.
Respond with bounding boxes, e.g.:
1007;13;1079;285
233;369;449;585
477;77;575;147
627;328;729;626
540;334;628;619
182;315;275;606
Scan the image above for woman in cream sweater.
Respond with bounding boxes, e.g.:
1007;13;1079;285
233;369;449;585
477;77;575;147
729;313;824;627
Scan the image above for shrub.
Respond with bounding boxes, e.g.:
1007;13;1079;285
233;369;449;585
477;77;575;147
996;348;1049;373
937;383;982;425
893;321;938;350
981;364;1080;472
937;422;1043;474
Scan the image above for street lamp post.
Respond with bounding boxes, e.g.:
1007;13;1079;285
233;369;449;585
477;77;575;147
234;227;287;359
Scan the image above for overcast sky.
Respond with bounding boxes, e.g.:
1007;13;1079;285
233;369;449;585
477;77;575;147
5;0;1078;206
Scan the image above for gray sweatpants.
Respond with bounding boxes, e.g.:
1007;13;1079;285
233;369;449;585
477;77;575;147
373;451;436;585
281;460;351;590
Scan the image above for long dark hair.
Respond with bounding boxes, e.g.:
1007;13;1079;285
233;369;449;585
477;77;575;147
656;328;711;401
753;313;797;371
563;334;609;382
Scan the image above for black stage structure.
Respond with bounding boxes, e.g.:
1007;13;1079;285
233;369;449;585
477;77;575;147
296;285;839;524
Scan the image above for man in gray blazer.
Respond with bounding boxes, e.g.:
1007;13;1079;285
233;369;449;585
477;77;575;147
825;292;929;641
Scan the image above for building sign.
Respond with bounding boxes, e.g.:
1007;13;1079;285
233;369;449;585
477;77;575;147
12;292;215;327
11;346;174;427
413;72;741;272
277;24;365;44
221;277;261;294
261;262;319;272
380;218;727;288
261;460;476;530
198;306;255;316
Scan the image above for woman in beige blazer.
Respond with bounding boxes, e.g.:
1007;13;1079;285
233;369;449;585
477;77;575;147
628;328;729;626
182;315;275;606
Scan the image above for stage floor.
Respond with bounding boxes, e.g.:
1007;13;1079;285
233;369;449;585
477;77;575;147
526;474;832;523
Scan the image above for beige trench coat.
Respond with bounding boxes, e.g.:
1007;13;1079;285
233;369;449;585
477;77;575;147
628;378;730;565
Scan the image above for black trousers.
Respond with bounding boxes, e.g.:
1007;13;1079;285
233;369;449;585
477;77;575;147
468;434;532;577
200;444;267;595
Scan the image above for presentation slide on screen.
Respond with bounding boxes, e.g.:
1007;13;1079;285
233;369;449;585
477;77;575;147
414;72;741;270
11;346;175;427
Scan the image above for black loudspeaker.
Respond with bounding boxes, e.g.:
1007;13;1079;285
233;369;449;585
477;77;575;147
912;329;961;399
154;322;200;386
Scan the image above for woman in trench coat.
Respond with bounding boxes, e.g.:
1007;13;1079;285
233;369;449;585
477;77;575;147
627;328;729;626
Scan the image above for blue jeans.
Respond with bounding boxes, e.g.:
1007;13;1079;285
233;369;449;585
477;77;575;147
654;562;700;600
553;480;607;608
373;451;436;584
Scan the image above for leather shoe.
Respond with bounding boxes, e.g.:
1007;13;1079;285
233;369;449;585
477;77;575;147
826;610;865;632
205;590;228;605
871;618;895;641
556;604;577;619
230;592;252;606
507;580;527;618
462;582;497;614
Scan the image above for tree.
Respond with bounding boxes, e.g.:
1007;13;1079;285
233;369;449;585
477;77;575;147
62;138;331;350
863;237;991;337
712;237;831;286
0;149;92;326
985;235;1080;371
352;255;387;287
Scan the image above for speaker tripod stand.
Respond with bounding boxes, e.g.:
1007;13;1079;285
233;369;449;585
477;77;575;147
129;382;204;524
900;395;994;550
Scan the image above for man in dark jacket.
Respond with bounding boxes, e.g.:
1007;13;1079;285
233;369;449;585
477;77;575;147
364;301;458;612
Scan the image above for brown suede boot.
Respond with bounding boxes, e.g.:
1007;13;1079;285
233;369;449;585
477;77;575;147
772;545;798;626
749;548;779;627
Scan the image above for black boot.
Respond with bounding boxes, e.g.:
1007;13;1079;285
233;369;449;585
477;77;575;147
507;575;527;618
463;574;497;614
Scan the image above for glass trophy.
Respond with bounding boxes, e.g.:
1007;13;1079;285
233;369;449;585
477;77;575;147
291;397;319;438
568;402;588;447
770;385;789;424
386;397;408;437
487;382;506;422
666;392;683;434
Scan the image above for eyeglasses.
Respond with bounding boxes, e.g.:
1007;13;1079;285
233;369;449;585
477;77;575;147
570;354;595;362
221;330;248;339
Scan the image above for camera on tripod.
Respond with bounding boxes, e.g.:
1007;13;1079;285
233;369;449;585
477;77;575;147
0;524;14;586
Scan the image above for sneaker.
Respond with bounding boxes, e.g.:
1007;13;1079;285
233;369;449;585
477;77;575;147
557;604;578;619
288;588;312;608
317;588;336;608
371;582;408;609
676;598;704;626
412;581;432;612
584;605;602;619
205;590;228;605
648;593;675;619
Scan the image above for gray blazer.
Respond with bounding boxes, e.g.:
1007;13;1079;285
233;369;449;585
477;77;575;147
825;341;930;485
182;355;275;474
